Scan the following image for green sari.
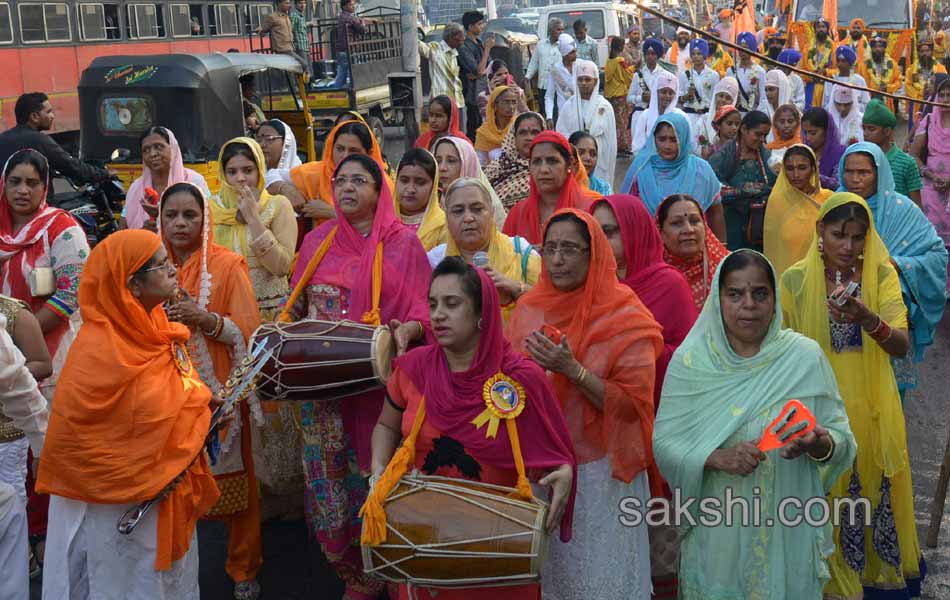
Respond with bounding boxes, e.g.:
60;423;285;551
654;250;856;600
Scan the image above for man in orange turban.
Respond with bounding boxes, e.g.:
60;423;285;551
846;18;873;65
37;229;220;598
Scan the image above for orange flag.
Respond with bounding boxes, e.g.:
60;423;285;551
823;0;839;43
733;0;756;36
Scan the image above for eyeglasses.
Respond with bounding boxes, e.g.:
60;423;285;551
332;175;372;188
139;257;175;275
541;242;590;259
498;98;519;106
255;134;282;145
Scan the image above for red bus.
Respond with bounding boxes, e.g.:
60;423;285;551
0;0;278;137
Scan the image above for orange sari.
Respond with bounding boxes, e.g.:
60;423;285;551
507;209;663;482
36;229;219;570
161;183;263;582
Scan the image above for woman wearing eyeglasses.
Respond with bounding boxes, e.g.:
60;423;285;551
474;86;521;165
281;153;431;600
507;208;663;600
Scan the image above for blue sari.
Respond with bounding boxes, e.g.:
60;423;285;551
620;112;722;216
838;143;948;391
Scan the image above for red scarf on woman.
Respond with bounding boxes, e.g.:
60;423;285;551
414;97;471;150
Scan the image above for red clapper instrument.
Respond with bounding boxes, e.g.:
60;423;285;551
756;399;817;452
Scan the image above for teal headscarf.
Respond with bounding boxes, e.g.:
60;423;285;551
837;143;948;368
620;112;722;216
654;250;855;517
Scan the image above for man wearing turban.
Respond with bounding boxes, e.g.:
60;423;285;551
824;44;871;114
545;33;578;128
863;99;923;204
715;9;734;45
666;26;693;75
860;35;902;113
803;18;836;108
777;48;806;112
678;38;721;133
726;32;768;113
845;18;872;66
626;38;667;139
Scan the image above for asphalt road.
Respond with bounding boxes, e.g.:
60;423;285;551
29;125;950;599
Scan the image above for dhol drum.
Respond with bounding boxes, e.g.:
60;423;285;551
362;474;549;588
249;319;394;402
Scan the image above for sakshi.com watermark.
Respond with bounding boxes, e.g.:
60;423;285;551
618;487;872;528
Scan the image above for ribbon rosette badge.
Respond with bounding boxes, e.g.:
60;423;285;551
172;341;202;392
472;372;526;438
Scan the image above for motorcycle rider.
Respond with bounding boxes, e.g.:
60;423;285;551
0;93;113;184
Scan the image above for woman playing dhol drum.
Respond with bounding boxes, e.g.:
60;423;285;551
363;257;576;600
281;153;431;599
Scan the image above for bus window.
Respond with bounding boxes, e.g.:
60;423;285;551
127;3;165;38
0;3;11;43
18;3;72;42
171;3;203;36
209;3;237;36
244;4;269;33
548;10;605;39
78;3;119;40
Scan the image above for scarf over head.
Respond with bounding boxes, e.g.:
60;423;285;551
920;78;950;164
35;230;219;570
483;112;542;208
704;77;740;137
415;96;471;150
557;59;617;185
862;98;897;128
502;131;595;245
263;119;303;188
289;118;390;207
767;103;803;149
762;69;791;117
475;85;517;153
780;193;907;477
809;108;846;183
837;143;949;362
507;209;664;482
763;144;831;276
623;112;722;215
289;159;431;327
654;250;854;522
658;194;730;311
0;150;80;313
394;149;447;251
593;195;697;408
631;68;680;153
208;137;290;259
558;33;576;56
435;136;507;228
126;128;197;229
379;267;578;541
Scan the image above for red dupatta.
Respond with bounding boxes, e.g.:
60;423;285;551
502;131;594;245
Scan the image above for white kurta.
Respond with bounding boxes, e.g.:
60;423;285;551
43;495;200;600
0;481;28;600
627;65;664;146
666;44;692;75
545;63;575;118
831;105;865;146
556;95;618;185
727;64;768;113
678;66;721;135
788;72;806;113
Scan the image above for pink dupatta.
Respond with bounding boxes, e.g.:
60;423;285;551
126;129;200;229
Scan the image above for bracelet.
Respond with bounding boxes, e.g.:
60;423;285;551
869;318;892;344
572;363;588;386
808;435;835;463
866;314;884;335
203;312;224;339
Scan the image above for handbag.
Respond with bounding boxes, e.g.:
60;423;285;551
744;155;770;246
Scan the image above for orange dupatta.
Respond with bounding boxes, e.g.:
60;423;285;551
36;230;219;570
507;209;663;482
289;119;392;210
766;104;803;150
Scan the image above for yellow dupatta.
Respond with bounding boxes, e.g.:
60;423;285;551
779;193;909;477
474;86;515;152
209;137;283;258
393;149;448;251
763;144;832;278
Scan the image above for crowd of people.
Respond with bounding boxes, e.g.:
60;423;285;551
1;6;950;600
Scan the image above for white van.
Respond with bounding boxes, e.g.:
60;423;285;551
536;2;641;68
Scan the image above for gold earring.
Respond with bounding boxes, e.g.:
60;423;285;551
817;238;824;253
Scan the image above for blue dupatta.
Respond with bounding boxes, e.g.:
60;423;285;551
837;143;948;369
621;113;722;216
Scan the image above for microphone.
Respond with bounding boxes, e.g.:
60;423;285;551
473;251;490;269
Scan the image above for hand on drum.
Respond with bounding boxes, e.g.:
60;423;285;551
389;319;425;356
538;464;573;533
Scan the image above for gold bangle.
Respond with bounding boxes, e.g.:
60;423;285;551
808;435;835;463
573;364;588;386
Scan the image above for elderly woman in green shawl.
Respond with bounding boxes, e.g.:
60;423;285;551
654;250;856;600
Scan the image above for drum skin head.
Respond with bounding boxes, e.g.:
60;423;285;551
373;326;395;384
